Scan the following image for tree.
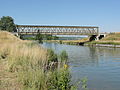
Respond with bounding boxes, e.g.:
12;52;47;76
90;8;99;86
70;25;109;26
0;16;16;32
35;33;43;43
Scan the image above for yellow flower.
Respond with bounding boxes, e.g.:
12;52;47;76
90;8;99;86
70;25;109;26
64;64;68;69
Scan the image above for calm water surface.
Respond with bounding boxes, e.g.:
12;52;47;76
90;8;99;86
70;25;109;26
41;42;120;90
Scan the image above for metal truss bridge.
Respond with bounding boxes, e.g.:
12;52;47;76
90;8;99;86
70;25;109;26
16;25;99;35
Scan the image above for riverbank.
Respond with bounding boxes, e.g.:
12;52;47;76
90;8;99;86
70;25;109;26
44;37;89;45
0;31;48;90
45;33;120;47
85;33;120;47
0;31;77;90
85;43;120;48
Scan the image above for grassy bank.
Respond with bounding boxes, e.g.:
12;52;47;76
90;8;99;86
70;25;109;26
0;31;48;90
86;33;120;46
44;37;89;45
85;41;120;45
0;31;80;90
44;33;120;48
0;31;88;90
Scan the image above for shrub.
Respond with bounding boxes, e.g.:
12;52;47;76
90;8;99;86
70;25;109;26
60;50;68;62
35;33;43;43
47;49;58;63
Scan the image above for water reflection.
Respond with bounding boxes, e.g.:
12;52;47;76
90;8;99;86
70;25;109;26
41;42;120;90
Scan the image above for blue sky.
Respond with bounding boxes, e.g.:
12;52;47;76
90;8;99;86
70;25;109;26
0;0;120;32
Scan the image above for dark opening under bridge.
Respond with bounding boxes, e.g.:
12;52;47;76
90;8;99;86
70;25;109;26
16;25;99;36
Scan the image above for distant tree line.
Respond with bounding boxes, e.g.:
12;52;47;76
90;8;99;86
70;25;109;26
20;33;59;43
36;33;59;43
0;16;16;32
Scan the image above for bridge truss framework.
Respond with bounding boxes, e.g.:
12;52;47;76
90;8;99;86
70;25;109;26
16;25;99;35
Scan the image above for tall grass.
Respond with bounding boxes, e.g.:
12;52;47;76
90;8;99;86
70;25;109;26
0;31;77;90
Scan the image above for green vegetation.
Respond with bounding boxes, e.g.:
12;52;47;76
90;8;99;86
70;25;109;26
35;33;43;43
0;31;82;90
36;34;59;40
44;37;89;45
0;16;16;32
35;33;59;43
60;50;68;62
20;35;36;40
47;49;58;63
86;41;120;45
24;37;36;40
16;48;74;90
43;34;59;40
20;33;59;43
85;33;120;46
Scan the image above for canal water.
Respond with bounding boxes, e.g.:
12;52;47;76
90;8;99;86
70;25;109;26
41;42;120;90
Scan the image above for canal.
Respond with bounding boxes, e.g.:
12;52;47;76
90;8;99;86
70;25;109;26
41;42;120;90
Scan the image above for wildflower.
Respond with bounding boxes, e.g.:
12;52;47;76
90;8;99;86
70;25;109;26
64;64;68;69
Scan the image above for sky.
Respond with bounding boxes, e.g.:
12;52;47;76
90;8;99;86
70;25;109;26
0;0;120;32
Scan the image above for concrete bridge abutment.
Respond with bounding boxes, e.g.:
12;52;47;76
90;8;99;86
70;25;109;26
89;34;107;41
